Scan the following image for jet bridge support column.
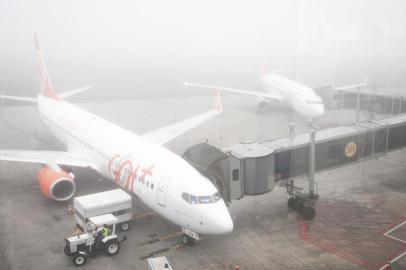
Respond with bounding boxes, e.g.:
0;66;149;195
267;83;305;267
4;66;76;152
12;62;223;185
288;123;296;196
309;129;316;198
289;122;295;139
286;128;318;221
356;86;361;123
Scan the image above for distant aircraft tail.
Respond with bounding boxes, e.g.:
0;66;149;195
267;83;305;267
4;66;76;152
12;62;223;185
34;33;60;100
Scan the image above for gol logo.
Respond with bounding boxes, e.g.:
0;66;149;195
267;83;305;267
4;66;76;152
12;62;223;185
344;142;357;158
108;154;155;192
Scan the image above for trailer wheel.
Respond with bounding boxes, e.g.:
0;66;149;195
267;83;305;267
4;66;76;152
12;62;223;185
120;222;130;231
73;253;87;266
106;240;120;256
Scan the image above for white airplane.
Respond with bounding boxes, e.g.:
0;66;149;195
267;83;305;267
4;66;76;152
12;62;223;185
185;72;325;120
0;35;233;240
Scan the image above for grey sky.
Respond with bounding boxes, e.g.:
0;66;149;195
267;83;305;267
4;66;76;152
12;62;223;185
1;0;405;99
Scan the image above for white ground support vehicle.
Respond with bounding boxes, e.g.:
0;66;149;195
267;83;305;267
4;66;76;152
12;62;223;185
64;214;125;266
74;189;132;231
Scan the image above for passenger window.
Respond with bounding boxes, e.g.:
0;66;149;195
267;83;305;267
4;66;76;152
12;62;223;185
190;195;197;204
232;169;239;181
151;183;154;189
181;192;190;203
198;196;213;204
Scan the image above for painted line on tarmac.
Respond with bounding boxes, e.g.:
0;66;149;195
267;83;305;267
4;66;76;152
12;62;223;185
133;211;155;220
391;251;406;264
378;251;406;270
384;220;406;244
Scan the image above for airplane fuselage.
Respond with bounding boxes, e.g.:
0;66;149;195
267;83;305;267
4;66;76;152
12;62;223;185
38;95;233;235
261;73;325;119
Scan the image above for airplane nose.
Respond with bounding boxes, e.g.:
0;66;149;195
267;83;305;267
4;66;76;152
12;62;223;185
206;205;234;234
221;214;234;233
319;103;325;115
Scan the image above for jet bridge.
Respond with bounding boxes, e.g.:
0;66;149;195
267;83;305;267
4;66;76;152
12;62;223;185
317;86;406;116
183;114;406;220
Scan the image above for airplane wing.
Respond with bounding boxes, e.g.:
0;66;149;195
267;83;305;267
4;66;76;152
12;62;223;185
0;95;37;103
334;83;367;91
142;91;222;146
59;86;93;99
0;86;92;103
184;82;281;100
334;76;368;91
0;150;99;170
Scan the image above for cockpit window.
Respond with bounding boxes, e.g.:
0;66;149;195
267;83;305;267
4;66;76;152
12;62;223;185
182;192;222;204
198;196;213;204
181;192;189;203
190;195;197;204
213;192;222;202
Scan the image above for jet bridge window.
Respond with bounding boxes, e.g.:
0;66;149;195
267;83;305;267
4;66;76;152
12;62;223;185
232;169;239;181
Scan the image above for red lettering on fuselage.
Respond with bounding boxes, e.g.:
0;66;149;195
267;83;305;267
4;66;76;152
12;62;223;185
108;154;155;192
140;164;155;184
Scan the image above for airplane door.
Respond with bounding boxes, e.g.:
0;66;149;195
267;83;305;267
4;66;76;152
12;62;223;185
157;177;169;207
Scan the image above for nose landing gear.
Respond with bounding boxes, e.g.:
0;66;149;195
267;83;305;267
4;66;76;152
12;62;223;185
180;228;199;246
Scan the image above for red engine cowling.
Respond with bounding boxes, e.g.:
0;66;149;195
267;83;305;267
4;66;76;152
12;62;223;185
37;167;76;201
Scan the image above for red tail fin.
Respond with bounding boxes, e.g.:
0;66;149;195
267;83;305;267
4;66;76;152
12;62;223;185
34;33;59;100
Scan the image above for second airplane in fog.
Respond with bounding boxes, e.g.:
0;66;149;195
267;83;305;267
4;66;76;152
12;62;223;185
185;72;325;120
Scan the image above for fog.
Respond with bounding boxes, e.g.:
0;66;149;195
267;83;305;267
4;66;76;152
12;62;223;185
1;0;406;100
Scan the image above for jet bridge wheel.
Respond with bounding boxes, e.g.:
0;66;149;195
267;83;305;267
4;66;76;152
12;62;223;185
301;207;316;221
288;197;316;221
287;197;297;210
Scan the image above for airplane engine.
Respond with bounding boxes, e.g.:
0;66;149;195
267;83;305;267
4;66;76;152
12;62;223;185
256;97;270;112
37;166;76;201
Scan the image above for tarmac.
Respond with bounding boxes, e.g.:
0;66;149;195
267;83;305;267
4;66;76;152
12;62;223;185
0;95;405;270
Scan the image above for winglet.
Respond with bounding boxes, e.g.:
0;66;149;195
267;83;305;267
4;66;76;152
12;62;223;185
214;89;222;113
34;33;60;100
